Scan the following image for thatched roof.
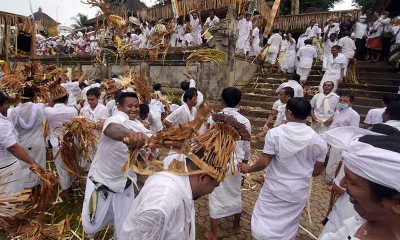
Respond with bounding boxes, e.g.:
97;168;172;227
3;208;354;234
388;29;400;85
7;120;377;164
30;7;59;25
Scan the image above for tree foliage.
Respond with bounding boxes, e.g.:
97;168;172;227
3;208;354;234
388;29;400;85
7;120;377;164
71;13;89;29
279;0;341;15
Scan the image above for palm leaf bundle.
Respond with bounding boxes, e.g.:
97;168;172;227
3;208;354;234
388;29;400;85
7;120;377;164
59;116;97;176
347;58;359;84
186;48;227;69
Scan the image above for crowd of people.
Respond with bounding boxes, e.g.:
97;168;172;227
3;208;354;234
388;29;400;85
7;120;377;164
1;9;400;240
36;10;222;56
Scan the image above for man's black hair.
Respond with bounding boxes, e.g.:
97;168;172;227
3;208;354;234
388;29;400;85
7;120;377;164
112;74;118;78
139;103;150;114
385;101;400;121
183;88;198;103
21;86;35;101
117;92;138;106
54;94;69;104
153;83;162;91
338;92;355;102
272;29;280;34
290;73;301;83
87;87;101;98
286;97;311;120
94;79;101;84
181;81;190;91
304;39;313;45
222;87;242;108
0;92;8;105
282;86;294;98
382;93;396;106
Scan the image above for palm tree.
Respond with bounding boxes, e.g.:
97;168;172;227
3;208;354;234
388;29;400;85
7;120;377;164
71;13;89;29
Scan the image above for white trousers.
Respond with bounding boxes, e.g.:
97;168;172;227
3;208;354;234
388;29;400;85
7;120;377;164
82;178;135;239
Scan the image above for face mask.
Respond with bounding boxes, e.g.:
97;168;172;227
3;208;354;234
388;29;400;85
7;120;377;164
360;19;366;23
338;103;349;110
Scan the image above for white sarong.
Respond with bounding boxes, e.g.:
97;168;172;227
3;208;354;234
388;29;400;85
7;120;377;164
325;146;342;183
296;67;312;82
0;160;23;195
82;178;135;239
251;187;306;240
53;146;76;190
209;168;242;219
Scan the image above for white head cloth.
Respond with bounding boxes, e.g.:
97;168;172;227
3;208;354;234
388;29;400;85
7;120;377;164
322;126;400;192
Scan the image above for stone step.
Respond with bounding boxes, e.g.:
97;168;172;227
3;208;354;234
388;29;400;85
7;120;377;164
247;81;399;93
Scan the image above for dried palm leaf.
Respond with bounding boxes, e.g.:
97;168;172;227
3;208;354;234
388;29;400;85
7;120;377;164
186;48;227;69
59;116;98;176
347;58;359;84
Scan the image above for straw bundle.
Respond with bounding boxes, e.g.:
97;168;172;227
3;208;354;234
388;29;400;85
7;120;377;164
347;58;359;84
147;103;212;149
303;86;319;98
108;15;126;29
28;168;58;213
189;113;251;181
186;48;227;69
22;217;70;239
132;74;153;104
59;116;97;176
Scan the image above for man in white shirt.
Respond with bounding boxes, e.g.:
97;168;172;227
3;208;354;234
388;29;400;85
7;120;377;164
322;33;338;71
0;92;44;195
190;10;202;46
120;111;250;240
323;19;340;40
82;92;151;239
204;10;220;28
296;33;307;50
164;88;197;128
205;87;251;240
44;84;79;198
266;29;282;65
382;101;400;130
319;127;400;240
180;74;204;109
255;87;294;140
305;19;321;39
80;87;110;132
310;81;340;134
8;87;47;188
275;73;303;97
138;103;163;133
363;94;395;128
338;31;356;74
296;39;318;84
236;13;252;55
325;93;360;183
353;15;368;60
239;97;328;240
280;33;296;73
61;71;89;108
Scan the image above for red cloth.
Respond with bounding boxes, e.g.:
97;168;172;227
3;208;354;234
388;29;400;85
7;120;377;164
366;37;382;50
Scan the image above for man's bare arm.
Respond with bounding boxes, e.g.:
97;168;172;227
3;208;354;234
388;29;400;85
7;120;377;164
238;153;272;174
103;123;133;141
8;144;42;170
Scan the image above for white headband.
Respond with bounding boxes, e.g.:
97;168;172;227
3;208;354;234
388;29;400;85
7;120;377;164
322;126;400;192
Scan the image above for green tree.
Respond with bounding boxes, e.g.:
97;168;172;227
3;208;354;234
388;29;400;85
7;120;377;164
279;0;341;15
351;0;375;12
71;13;89;29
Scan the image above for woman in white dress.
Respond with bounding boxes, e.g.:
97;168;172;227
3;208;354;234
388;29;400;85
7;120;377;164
250;20;260;56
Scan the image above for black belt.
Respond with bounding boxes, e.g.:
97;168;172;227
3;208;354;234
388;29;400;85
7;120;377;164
0;160;17;170
90;178;132;194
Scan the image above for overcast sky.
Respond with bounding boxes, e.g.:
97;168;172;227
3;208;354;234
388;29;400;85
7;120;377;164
1;0;354;27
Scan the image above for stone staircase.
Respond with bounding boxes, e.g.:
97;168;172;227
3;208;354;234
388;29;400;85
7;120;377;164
238;62;400;147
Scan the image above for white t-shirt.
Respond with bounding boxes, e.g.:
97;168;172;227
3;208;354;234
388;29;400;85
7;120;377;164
89;111;152;192
267;33;283;53
0;114;18;167
364;107;385;125
165;103;197;126
330;107;360;129
180;79;204;109
338;36;356;59
263;122;328;202
80;103;110;123
61;81;82;107
305;25;321;39
310;92;340;120
275;80;304;97
323;23;340;38
205;16;220;27
297;45;318;68
44;103;78;147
